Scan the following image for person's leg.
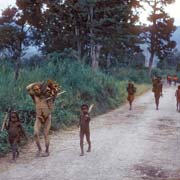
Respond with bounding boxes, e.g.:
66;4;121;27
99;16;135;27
130;95;134;110
178;101;180;112
86;131;91;152
11;142;17;161
16;148;19;158
129;101;132;110
177;100;178;111
80;131;84;156
43;115;51;157
127;95;132;110
16;141;19;158
34;118;42;156
155;94;160;110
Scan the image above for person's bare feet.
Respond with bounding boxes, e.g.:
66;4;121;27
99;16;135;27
36;150;42;157
9;159;16;163
41;152;49;157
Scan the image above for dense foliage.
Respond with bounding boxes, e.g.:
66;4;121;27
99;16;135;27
0;53;150;155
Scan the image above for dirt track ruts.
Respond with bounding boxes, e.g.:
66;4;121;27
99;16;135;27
0;86;180;180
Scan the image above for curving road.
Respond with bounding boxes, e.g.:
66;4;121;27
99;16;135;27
0;86;180;180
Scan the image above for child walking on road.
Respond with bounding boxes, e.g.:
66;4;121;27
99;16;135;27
79;104;91;156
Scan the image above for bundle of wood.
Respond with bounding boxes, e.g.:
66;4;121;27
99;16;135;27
41;79;60;98
26;80;64;100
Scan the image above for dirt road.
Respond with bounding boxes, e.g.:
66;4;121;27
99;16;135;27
0;86;180;180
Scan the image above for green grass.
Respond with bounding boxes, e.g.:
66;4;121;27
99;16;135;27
0;54;150;155
106;67;151;83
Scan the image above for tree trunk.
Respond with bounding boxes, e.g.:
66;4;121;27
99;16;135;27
14;42;22;80
148;52;154;75
89;5;99;70
75;25;81;60
107;53;111;68
15;58;21;80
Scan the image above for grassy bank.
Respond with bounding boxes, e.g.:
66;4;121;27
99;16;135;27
0;55;150;155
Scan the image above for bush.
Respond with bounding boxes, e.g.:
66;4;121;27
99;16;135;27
0;56;119;154
106;67;151;83
0;54;150;155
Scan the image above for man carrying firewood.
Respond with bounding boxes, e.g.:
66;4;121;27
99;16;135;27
26;80;64;157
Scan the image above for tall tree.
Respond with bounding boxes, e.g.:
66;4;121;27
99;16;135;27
16;0;142;70
0;7;32;79
91;0;141;69
143;0;176;72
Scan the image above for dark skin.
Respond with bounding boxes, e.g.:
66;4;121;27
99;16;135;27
5;112;27;161
152;78;163;110
27;84;53;157
167;75;172;86
127;82;136;110
173;75;178;86
175;86;180;112
79;105;91;156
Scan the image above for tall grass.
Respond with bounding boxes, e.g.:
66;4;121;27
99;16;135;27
106;67;151;83
0;54;150;155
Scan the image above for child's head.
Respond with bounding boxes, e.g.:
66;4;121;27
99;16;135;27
10;111;20;122
81;104;89;113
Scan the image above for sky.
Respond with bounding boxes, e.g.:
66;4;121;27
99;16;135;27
0;0;180;25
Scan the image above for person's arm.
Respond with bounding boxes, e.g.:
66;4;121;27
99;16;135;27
26;83;35;93
85;113;91;122
26;84;36;102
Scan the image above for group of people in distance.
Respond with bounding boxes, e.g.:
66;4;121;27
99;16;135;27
167;74;178;86
3;76;180;162
127;75;180;112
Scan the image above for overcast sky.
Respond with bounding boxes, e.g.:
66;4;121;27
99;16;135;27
0;0;180;25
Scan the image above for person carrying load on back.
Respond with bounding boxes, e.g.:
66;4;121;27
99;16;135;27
127;81;136;110
26;80;64;157
152;76;163;110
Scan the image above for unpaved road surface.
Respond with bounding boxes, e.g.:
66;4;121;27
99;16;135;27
0;86;180;180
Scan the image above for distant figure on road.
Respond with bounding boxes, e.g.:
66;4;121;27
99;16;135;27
127;81;136;110
152;77;163;110
173;75;178;86
175;85;180;112
167;74;172;86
